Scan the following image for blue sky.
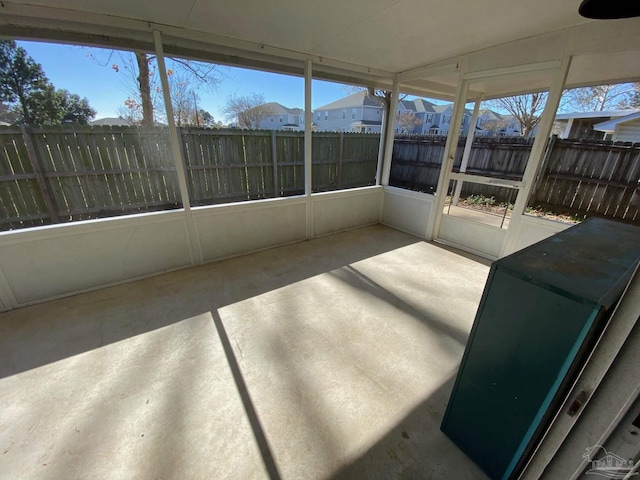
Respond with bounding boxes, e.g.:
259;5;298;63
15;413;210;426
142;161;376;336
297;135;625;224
15;40;624;122
17;40;393;121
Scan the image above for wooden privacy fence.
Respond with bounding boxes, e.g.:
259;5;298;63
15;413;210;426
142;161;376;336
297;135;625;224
391;136;533;194
7;124;635;231
0;125;181;231
391;136;640;224
0;126;379;231
533;138;640;222
180;129;379;205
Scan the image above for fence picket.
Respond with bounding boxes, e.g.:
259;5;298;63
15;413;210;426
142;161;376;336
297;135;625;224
20;126;59;223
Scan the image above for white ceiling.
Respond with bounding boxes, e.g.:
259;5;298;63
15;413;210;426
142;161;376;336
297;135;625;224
2;0;640;99
5;0;592;72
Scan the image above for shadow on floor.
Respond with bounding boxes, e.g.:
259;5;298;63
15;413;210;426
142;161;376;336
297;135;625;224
211;309;282;480
335;265;470;346
0;225;421;379
329;375;489;480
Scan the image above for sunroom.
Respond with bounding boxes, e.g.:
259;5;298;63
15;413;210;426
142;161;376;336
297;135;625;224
1;1;639;479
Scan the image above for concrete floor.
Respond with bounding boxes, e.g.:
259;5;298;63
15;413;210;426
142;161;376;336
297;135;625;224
444;204;511;229
0;225;491;480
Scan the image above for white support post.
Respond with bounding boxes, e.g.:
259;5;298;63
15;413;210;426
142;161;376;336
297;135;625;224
380;78;400;187
452;98;481;205
304;59;313;240
153;30;201;264
375;106;386;186
501;51;572;257
430;67;469;240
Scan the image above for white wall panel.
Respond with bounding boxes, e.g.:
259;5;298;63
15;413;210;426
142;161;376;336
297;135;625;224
438;215;506;259
0;188;389;311
0;212;191;306
312;187;382;237
194;198;307;263
381;187;434;239
511;215;571;253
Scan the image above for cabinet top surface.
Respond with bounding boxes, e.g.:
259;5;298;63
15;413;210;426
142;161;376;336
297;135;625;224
498;218;640;308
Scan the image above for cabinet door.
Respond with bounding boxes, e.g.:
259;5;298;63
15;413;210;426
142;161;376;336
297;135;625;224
442;266;599;480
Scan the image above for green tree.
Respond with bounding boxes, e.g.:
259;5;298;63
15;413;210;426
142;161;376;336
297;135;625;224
199;110;215;127
0;101;18;124
23;84;63;125
59;91;96;125
14;84;96;126
1;41;96;125
0;40;48;124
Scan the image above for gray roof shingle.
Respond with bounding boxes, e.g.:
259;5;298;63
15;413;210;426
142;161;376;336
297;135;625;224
260;102;303;115
315;91;383;111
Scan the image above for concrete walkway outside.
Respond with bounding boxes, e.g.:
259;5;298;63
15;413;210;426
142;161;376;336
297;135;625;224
0;225;491;480
445;204;511;229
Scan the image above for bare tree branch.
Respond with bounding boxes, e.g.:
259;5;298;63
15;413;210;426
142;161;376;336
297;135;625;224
561;83;635;112
88;48;223;125
222;93;275;129
489;92;547;136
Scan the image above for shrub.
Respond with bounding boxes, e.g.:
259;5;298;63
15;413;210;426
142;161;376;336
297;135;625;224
466;194;496;206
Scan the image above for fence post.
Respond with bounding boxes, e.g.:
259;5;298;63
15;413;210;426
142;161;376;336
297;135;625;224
271;130;279;197
337;131;344;188
20;125;59;223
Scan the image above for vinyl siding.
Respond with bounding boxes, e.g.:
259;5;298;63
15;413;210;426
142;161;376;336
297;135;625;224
613;119;640;143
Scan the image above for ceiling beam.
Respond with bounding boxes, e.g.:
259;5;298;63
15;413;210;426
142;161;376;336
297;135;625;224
464;61;561;80
397;63;458;82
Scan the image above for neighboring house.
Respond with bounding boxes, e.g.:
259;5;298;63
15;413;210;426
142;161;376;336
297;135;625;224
593;111;640;143
554;110;639;140
257;102;305;131
475;109;521;136
309;91;537;137
313;91;385;133
501;116;521;136
397;98;437;134
396;98;473;135
90;117;132;126
313;91;475;135
435;103;472;135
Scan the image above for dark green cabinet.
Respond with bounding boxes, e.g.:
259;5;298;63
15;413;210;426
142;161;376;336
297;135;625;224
441;218;640;480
